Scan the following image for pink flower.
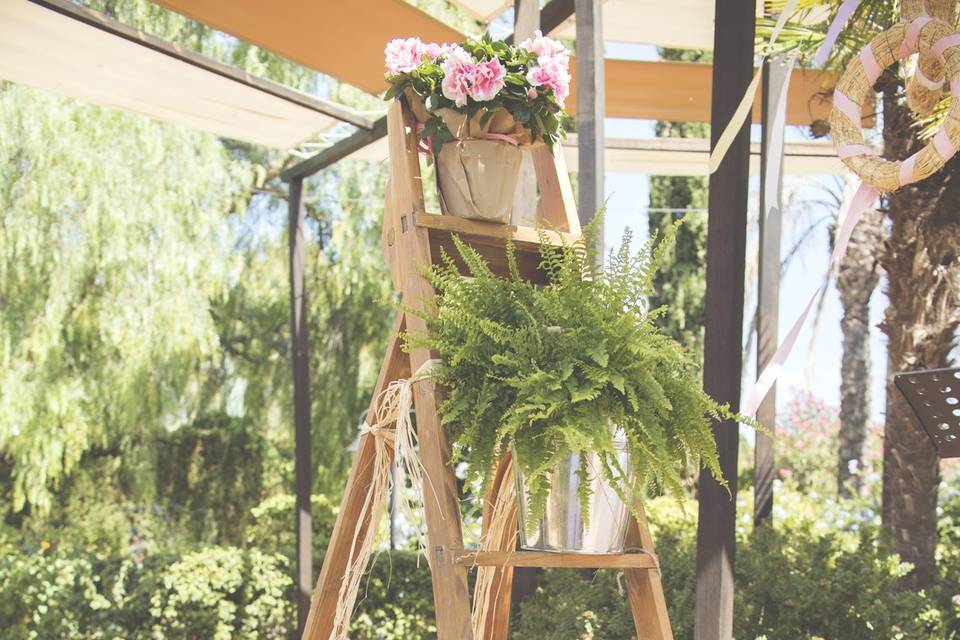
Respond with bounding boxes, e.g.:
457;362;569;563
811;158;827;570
527;86;538;99
526;57;570;102
420;42;449;62
469;58;506;102
441;46;475;107
385;37;424;75
519;30;569;65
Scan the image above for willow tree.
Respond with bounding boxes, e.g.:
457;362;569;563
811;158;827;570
0;0;395;543
0;81;250;513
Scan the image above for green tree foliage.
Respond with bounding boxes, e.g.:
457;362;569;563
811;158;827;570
0;81;252;512
0;0;394;555
647;49;710;356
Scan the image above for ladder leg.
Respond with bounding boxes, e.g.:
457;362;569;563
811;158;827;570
407;346;475;638
624;503;674;640
301;314;409;640
474;453;518;639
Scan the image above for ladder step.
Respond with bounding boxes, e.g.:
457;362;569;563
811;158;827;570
414;213;574;285
414;213;575;248
451;549;659;570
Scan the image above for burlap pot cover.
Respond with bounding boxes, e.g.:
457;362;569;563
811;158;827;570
436;139;522;223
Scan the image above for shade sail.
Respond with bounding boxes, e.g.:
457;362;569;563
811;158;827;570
0;0;368;149
152;0;463;96
572;60;836;126
551;0;717;49
341;134;844;176
151;0;836;127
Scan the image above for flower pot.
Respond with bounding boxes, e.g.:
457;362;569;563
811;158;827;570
433;107;524;224
436;139;521;224
513;438;633;553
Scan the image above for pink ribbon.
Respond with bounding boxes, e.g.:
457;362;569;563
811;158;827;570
859;45;883;85
414;123;520;156
837;144;878;159
743;181;880;416
483;132;519;146
932;33;960;59
814;0;862;67
899;154;919;187
833;90;862;126
899;15;932;58
933;127;958;162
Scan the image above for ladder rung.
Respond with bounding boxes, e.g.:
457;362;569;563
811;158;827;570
451;549;659;570
414;212;576;249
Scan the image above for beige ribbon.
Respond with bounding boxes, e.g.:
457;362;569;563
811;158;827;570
331;358;441;640
708;0;799;174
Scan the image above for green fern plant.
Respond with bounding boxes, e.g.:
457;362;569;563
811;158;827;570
405;215;745;533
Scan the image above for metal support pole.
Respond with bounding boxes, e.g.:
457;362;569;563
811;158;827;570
754;56;789;526
695;1;754;639
574;0;605;250
288;176;313;634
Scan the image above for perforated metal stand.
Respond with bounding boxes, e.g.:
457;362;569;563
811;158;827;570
894;367;960;458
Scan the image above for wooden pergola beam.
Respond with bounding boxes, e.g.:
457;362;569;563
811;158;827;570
575;0;605;243
695;1;754;638
288;176;313;632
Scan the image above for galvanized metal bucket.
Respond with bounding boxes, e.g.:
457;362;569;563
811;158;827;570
514;439;632;553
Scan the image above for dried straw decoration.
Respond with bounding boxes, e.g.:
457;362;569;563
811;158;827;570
830;16;960;192
903;0;957;115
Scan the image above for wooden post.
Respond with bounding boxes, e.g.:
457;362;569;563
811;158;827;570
695;2;754;639
574;0;605;249
288;176;313;634
754;56;789;526
509;0;541;611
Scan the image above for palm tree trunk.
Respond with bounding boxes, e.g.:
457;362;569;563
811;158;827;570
836;207;884;497
879;81;960;590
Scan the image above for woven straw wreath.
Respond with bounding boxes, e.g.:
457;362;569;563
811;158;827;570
830;15;960;192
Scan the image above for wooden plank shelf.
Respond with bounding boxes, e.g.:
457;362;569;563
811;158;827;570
414;212;577;248
414;213;577;285
451;549;659;570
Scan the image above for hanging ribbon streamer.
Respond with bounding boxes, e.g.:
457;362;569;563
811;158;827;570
742;181;879;416
813;0;863;67
470;460;517;639
708;0;800;174
331;358;441;640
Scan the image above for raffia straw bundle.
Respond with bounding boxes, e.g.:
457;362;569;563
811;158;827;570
330;363;438;640
903;0;957;115
830;17;960;192
470;460;517;640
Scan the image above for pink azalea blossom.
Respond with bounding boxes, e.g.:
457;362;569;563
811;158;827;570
441;46;475;107
384;37;424;75
469;58;506;102
420;42;452;62
526;57;570;102
519;30;569;65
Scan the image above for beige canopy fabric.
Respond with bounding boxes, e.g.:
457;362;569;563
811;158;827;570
0;0;367;148
153;0;839;127
152;0;463;96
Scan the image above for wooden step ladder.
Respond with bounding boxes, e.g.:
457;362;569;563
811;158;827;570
300;100;674;640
